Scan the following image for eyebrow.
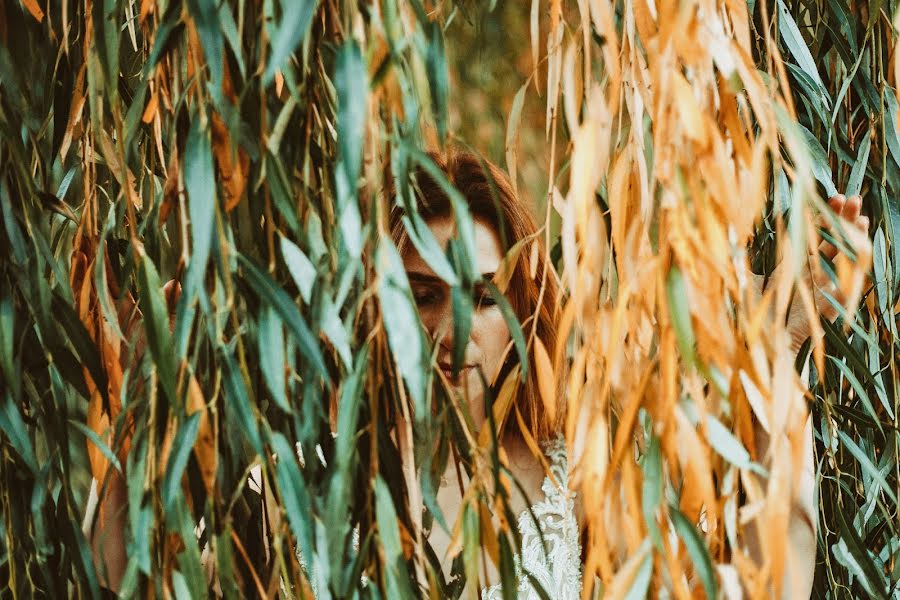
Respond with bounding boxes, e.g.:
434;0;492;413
406;271;496;284
407;272;443;285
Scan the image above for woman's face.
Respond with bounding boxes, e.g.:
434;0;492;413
402;215;512;426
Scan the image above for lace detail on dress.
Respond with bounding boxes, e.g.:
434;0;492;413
482;436;582;600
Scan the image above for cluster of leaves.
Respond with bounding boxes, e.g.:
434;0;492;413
1;0;898;598
0;0;535;597
540;0;897;596
751;0;900;595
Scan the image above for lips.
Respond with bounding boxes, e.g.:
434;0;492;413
437;362;472;381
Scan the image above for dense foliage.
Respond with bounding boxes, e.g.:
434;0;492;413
0;0;897;598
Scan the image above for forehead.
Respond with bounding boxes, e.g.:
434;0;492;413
401;214;503;276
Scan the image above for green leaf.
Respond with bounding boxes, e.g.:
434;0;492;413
401;214;459;286
95;208;125;340
641;430;664;550
271;432;315;577
625;541;654;600
335;41;367;200
238;254;328;382
322;297;352;369
280;235;317;304
184;119;216;298
883;89;900;170
666;267;696;366
1;179;28;266
265;153;301;234
834;506;889;599
704;414;767;476
264;0;320;85
880;183;900;300
0;295;14;397
461;502;480;589
221;347;263;456
797;122;838;198
335;347;367;469
259;305;290;413
374;477;415;599
847;130;872;197
137;255;177;403
186;0;224;95
826;355;884;433
837;431;897;504
426;22;450;142
172;571;192;600
407;146;478;278
776;0;830;109
671;507;718;600
483;280;528;381
51;291;110;407
68;419;122;474
378;240;428;414
92;0;120;99
450;285;473;375
498;530;518;600
162;412;201;511
218;3;246;79
0;392;38;474
145;14;183;73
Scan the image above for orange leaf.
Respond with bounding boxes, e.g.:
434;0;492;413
478;502;500;567
21;0;44;22
86;388;111;482
141;91;158;124
188;374;217;493
139;0;154;23
275;70;285;98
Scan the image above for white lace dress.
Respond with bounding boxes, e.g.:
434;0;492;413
481;436;582;600
293;437;582;599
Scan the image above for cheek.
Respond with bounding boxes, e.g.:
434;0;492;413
417;306;438;334
471;310;511;368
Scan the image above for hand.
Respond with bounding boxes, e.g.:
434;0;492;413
786;193;872;351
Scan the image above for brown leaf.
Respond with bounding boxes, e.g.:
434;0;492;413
159;150;180;225
97;129;142;209
59;64;86;162
211;112;249;212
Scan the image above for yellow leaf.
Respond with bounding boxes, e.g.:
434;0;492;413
672;72;708;147
533;336;557;427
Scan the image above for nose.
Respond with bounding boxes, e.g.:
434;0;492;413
429;296;455;357
432;301;453;354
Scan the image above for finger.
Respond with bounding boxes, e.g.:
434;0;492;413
856;215;870;233
828;194;845;213
815;206;840;261
841;194;861;221
818;236;839;261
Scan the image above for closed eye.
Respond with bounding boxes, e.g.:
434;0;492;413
474;286;497;309
412;285;444;307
